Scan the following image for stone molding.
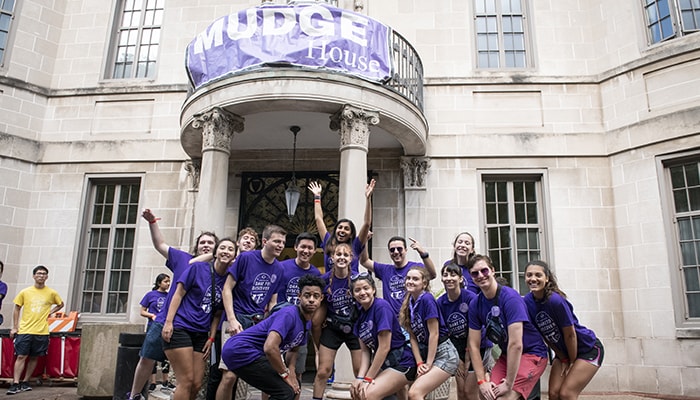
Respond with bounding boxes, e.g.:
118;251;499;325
184;158;202;191
192;107;244;155
400;156;430;190
329;104;379;151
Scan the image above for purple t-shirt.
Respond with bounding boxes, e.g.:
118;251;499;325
172;261;227;332
468;285;548;358
140;290;167;327
373;261;424;315
408;291;449;345
322;271;354;318
437;289;476;340
443;260;480;294
229;250;284;315
0;281;7;311
278;259;322;305
320;232;363;274
155;247;193;324
221;305;309;370
524;292;598;356
354;297;414;368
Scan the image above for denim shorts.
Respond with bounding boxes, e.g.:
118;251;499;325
140;321;166;362
432;340;459;375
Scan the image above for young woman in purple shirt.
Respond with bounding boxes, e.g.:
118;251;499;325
312;243;363;400
399;267;458;400
467;255;548;400
524;260;604;400
443;231;480;294
437;263;479;400
350;272;416;400
161;238;235;400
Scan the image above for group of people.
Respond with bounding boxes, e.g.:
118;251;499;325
126;179;604;400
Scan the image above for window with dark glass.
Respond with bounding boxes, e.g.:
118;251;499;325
80;180;141;314
643;0;700;44
0;0;16;66
483;176;545;294
474;0;528;68
109;0;163;79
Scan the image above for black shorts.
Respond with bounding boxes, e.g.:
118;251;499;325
13;334;49;357
577;338;604;367
320;324;360;351
162;328;209;353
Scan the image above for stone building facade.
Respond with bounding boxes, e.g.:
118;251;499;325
0;0;699;397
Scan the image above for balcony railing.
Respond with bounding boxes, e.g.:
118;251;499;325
386;30;424;111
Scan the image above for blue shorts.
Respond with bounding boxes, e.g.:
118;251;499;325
14;334;49;357
140;322;166;362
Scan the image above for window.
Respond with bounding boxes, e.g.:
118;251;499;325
108;0;163;79
643;0;700;44
668;159;700;319
482;174;547;294
474;0;528;68
0;0;16;66
79;180;141;314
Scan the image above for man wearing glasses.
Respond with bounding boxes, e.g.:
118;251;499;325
359;236;436;315
7;265;64;395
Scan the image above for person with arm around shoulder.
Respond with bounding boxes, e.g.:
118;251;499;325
467;255;548;400
7;265;64;395
523;260;604;400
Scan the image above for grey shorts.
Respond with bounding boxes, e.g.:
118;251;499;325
432;340;459;376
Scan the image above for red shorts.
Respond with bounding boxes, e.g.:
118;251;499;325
490;353;547;399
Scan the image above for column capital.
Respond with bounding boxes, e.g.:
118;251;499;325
192;107;245;155
401;156;431;190
329;104;379;152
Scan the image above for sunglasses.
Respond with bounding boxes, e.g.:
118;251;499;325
389;247;404;253
469;267;491;278
351;271;372;282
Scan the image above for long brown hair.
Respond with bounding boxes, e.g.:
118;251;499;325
398;266;431;330
450;231;475;266
525;260;567;300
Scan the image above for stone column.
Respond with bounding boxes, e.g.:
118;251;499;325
327;105;379;399
331;104;379;220
192;107;244;237
401;156;432;283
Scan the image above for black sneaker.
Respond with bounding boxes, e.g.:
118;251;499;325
125;392;144;400
148;383;157;391
19;382;31;392
6;384;20;395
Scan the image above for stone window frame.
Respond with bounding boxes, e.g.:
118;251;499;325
658;149;700;337
74;175;143;318
0;0;17;68
473;0;533;69
478;169;551;294
642;0;700;45
105;0;164;80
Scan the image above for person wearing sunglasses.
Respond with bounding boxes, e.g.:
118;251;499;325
399;267;458;400
359;236;436;316
313;243;363;400
349;272;416;400
467;255;547;400
523;261;604;400
436;263;481;400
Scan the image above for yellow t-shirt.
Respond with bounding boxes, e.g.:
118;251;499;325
13;286;63;335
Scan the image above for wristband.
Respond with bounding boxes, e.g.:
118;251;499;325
560;358;570;364
419;252;429;259
148;218;160;224
314;195;321;199
355;376;364;380
279;368;290;379
363;377;373;383
314;199;321;203
208;337;215;342
417;361;424;367
477;380;488;385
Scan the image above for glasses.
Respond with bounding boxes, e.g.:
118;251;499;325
469;268;491;278
351;271;372;282
389;247;404;254
35;272;48;276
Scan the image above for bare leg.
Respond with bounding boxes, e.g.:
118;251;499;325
130;358;157;396
216;370;238;400
313;345;337;398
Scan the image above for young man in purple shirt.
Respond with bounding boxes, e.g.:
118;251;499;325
221;274;325;400
216;225;286;400
360;236;436;315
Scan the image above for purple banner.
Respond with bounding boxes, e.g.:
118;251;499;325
186;4;393;89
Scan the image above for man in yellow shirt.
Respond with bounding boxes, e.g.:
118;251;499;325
7;265;63;395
